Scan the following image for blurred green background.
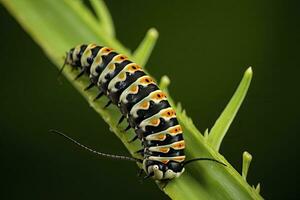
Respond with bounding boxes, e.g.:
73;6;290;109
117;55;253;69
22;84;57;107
0;0;299;199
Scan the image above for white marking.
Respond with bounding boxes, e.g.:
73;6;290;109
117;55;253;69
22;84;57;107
97;54;124;86
164;168;185;179
138;107;174;131
148;140;184;152
80;44;95;67
145;125;182;141
118;75;152;104
148;155;186;163
164;169;177;179
89;47;110;78
153;165;163;180
130;90;167;118
72;45;81;62
107;63;141;93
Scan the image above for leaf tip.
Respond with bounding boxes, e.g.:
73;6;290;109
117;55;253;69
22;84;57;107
245;66;253;77
204;128;209;139
242;151;253;181
148;27;159;39
255;183;261;194
159;75;171;90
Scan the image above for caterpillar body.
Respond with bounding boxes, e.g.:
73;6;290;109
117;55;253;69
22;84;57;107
58;43;224;181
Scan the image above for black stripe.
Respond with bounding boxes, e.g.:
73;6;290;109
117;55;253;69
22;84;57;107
143;134;184;146
108;70;146;104
99;51;119;72
99;60;132;94
136;117;179;137
78;45;88;59
74;45;87;66
89;51;118;85
87;46;102;65
144;149;185;157
128;100;170;127
119;83;159;116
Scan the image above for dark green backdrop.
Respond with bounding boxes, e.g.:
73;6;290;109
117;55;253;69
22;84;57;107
1;0;299;199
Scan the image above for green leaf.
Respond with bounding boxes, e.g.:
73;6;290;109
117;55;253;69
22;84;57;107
242;151;253;181
133;28;159;67
208;67;253;151
89;0;115;37
1;0;263;199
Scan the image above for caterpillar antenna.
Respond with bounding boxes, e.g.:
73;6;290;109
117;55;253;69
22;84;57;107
183;158;226;167
49;129;142;163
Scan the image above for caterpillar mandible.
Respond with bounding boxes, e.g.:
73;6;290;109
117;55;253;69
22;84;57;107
52;43;225;181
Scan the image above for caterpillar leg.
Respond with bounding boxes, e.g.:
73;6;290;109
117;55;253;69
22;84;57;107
93;92;104;101
138;171;154;184
84;82;95;91
128;135;138;143
117;115;125;125
104;100;112;108
123;124;131;132
137;168;144;177
144;172;154;180
159;180;169;189
74;69;85;80
134;149;144;156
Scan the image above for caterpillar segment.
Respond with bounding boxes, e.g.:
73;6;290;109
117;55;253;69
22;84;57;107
144;125;183;141
62;44;224;181
88;47;114;87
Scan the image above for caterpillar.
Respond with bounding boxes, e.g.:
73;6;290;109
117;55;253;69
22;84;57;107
53;43;225;181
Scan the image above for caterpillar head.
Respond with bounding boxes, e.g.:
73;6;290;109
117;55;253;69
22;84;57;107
59;48;78;76
65;44;87;67
144;160;185;180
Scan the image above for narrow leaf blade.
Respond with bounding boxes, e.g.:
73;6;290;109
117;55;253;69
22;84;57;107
89;0;115;37
133;28;158;67
208;67;253;151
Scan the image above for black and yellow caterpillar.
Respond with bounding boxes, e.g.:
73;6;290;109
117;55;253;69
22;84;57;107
56;44;224;181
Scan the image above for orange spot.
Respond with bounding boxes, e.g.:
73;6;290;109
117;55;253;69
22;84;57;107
173;157;185;162
151;118;160;126
141;101;149;108
117;55;127;62
162;109;176;117
129;64;141;72
109;64;115;70
152;91;166;100
172;141;185;149
159;147;170;153
118;72;126;79
156;134;166;140
140;76;154;84
105;47;113;52
161;160;169;164
130;85;138;93
170;126;182;134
